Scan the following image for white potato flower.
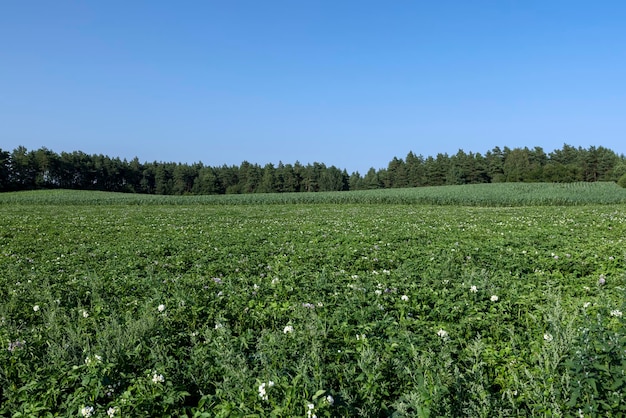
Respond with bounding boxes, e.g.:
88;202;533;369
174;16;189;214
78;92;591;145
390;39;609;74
84;355;102;365
80;406;94;417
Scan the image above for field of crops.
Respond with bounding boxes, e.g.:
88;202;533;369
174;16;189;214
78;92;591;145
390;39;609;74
2;181;626;206
1;187;626;417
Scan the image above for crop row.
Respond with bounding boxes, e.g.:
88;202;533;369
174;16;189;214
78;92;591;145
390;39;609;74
1;182;626;207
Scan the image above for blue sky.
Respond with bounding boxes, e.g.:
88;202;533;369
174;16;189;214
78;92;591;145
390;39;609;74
1;1;625;174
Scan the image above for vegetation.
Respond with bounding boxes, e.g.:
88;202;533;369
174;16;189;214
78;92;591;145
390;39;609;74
2;182;626;207
1;144;625;195
1;189;625;416
618;173;626;188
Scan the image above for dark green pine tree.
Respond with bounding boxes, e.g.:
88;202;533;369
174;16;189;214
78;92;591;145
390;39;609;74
258;163;277;193
0;148;11;191
405;151;425;187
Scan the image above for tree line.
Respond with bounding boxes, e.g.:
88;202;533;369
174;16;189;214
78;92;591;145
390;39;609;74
1;144;625;194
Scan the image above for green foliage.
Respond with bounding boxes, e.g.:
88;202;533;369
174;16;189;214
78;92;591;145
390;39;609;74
3;182;626;207
617;173;626;188
2;144;624;194
1;199;626;415
566;306;626;415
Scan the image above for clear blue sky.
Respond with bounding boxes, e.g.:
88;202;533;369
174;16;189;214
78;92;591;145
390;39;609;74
1;1;625;174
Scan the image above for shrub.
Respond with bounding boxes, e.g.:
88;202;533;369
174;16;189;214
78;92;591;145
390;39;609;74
618;173;626;188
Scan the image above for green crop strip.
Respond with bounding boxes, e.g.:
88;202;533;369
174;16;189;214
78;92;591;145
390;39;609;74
2;182;626;206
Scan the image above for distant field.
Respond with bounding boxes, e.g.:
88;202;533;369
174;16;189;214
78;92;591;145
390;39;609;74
1;186;625;416
1;181;626;206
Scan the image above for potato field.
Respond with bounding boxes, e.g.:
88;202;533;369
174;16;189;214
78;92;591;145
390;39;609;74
1;185;626;417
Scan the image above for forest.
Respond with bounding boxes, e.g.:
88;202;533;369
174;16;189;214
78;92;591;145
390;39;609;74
1;144;625;194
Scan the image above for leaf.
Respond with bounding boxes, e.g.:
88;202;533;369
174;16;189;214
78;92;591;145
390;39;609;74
312;389;326;400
